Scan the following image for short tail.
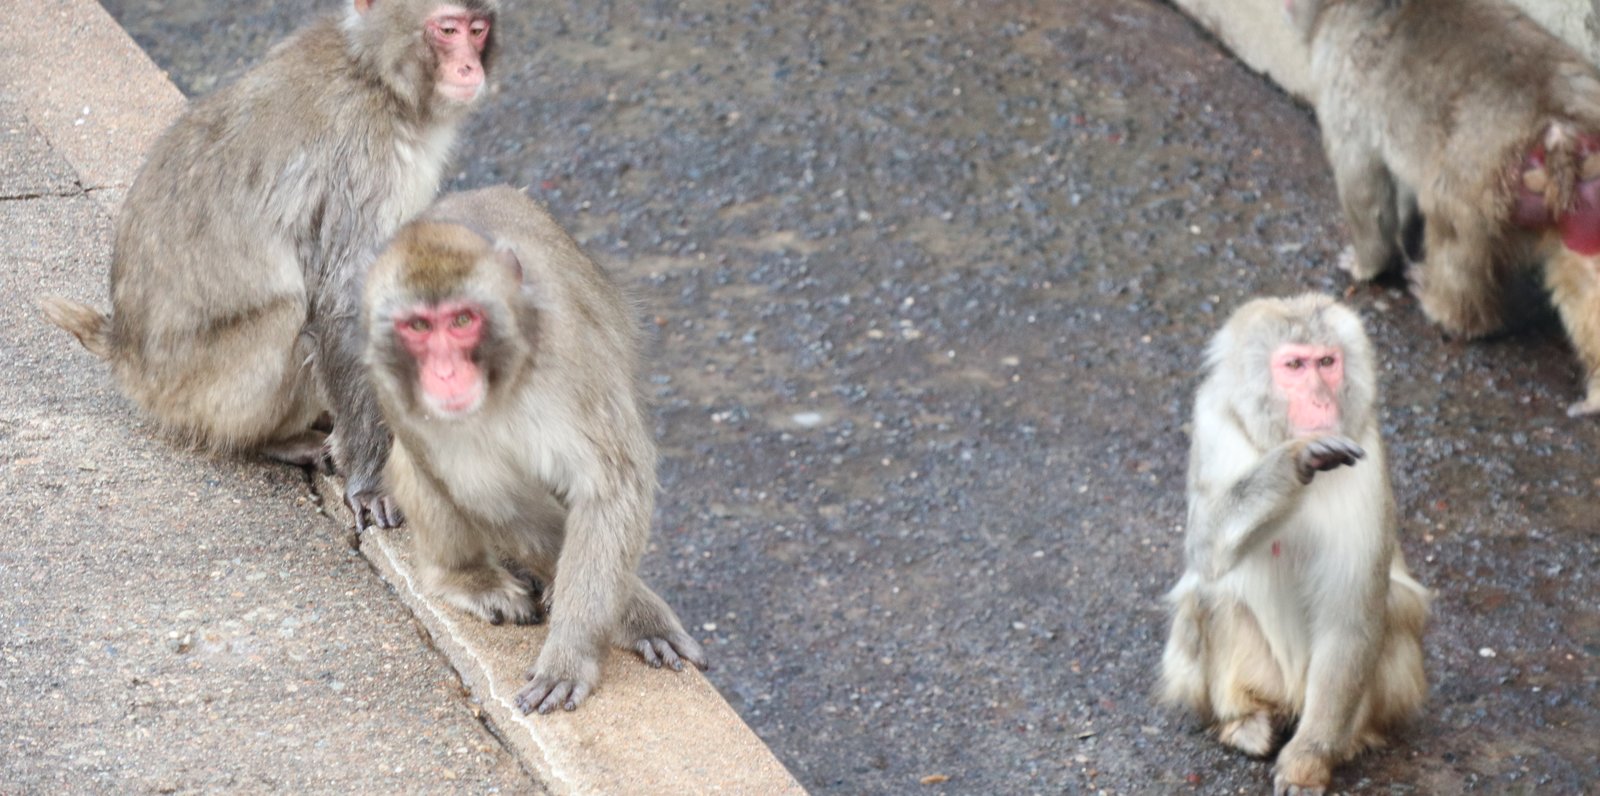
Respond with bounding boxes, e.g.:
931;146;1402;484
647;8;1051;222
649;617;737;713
38;295;111;359
1157;573;1209;715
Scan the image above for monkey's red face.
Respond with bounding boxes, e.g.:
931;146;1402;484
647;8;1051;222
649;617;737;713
426;6;492;104
395;301;486;418
1271;343;1343;434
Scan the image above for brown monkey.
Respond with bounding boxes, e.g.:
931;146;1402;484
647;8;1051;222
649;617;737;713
38;0;498;527
1288;0;1600;416
363;186;707;714
1159;295;1430;796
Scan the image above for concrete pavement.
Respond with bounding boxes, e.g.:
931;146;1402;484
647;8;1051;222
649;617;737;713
0;1;799;793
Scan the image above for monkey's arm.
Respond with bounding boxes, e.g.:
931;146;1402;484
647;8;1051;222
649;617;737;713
1189;431;1365;579
313;283;400;530
1187;437;1306;580
517;427;655;714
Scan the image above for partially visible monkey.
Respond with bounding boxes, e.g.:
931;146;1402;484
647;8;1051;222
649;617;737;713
1160;294;1430;796
362;186;707;714
39;0;498;526
1288;0;1600;416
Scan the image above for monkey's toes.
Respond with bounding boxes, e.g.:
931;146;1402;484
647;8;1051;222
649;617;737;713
1335;245;1384;281
515;676;592;715
1272;777;1326;796
1567;395;1600;417
634;638;685;671
1218;712;1274;757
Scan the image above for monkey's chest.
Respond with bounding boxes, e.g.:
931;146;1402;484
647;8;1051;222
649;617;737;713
421;421;574;527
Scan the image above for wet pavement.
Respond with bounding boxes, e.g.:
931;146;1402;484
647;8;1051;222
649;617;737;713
97;0;1599;792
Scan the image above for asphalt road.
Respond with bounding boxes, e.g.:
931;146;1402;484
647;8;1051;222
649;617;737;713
98;0;1599;792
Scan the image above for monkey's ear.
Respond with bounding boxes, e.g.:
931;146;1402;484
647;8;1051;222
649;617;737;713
353;0;374;15
494;243;524;282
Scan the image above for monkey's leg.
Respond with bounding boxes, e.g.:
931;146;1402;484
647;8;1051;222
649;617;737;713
126;294;323;454
614;575;708;672
1326;140;1401;281
1545;250;1600;416
1273;619;1379;796
389;445;540;626
1409;207;1507;338
1206;600;1286;758
1356;568;1429;749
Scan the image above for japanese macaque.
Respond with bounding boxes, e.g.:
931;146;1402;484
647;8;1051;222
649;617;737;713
1288;0;1600;416
363;186;707;714
1159;295;1430;796
38;0;498;527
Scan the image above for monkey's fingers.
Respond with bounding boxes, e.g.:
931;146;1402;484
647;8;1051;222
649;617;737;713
371;495;405;529
344;492;374;533
515;676;590;714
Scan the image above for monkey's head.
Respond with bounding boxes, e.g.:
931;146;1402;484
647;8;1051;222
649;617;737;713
345;0;499;112
1206;293;1377;444
365;220;533;422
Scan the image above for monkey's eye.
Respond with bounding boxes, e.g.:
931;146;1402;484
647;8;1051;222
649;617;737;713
470;20;489;36
452;311;474;328
408;318;432;333
1318;355;1337;368
1284;358;1304;370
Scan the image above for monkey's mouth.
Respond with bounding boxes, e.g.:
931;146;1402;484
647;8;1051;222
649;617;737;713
423;384;485;419
436;81;484;105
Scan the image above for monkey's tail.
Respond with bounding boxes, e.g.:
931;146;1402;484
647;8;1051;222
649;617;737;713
1156;573;1210;716
38;296;112;359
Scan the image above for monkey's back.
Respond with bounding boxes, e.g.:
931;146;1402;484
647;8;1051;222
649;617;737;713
1310;0;1600;201
105;16;454;440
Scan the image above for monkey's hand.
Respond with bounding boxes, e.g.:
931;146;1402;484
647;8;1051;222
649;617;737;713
516;645;601;714
345;485;405;532
1294;436;1364;485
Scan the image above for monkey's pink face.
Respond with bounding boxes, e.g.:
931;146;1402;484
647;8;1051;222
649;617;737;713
395;301;486;418
1270;343;1343;434
426;6;492;104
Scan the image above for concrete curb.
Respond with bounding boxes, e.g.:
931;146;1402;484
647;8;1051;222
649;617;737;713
1169;0;1600;104
2;0;804;792
323;476;806;795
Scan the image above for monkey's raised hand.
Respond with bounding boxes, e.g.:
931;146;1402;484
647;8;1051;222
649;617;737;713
1294;435;1365;484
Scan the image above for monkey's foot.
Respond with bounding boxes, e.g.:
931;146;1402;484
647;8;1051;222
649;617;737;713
1406;265;1503;340
1336;245;1385;282
438;574;542;627
1567;392;1600;417
633;632;709;672
1218;711;1275;757
260;430;331;468
1272;752;1331;796
517;652;601;714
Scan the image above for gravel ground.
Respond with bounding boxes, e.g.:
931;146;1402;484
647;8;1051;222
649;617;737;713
97;0;1599;792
